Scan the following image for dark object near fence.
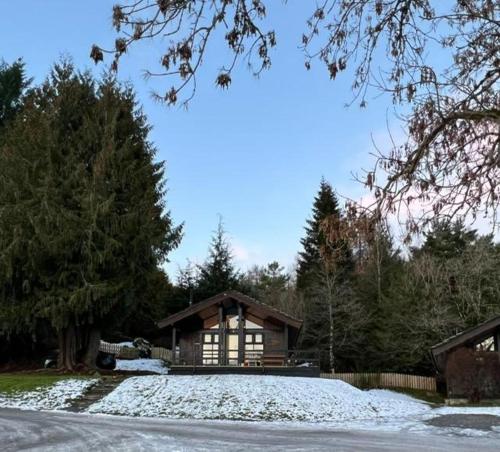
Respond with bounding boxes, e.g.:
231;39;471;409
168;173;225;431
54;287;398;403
96;351;116;370
133;338;152;358
43;350;58;369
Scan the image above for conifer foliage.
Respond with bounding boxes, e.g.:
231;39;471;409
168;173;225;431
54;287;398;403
0;62;182;369
296;179;338;286
0;59;29;134
195;219;240;301
297;179;359;370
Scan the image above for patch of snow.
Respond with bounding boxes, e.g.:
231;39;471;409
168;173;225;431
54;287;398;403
115;359;168;375
435;406;500;416
0;379;97;411
116;341;135;348
87;375;429;421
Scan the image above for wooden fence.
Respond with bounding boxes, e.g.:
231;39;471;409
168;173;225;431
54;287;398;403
321;372;436;392
151;347;172;362
99;341;140;360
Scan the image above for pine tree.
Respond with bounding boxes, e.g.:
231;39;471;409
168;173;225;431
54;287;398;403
241;262;300;315
352;228;403;371
0;59;30;135
195;219;240;301
415;219;477;260
0;62;182;369
296;179;355;370
296;179;343;289
164;262;197;314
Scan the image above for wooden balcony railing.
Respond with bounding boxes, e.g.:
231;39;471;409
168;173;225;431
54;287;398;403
175;348;320;368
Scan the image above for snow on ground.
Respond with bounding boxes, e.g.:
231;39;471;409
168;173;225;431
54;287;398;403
115;359;168;374
436;406;500;416
87;375;429;421
0;379;97;411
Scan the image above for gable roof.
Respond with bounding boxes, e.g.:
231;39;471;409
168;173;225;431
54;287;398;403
157;290;303;330
431;315;500;357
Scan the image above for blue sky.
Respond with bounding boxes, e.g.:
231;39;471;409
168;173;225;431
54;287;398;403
1;1;402;278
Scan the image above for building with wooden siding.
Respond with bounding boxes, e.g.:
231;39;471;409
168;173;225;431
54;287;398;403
157;291;319;376
431;315;500;400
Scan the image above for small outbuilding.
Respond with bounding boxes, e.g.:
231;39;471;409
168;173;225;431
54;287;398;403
431;315;500;401
157;291;319;376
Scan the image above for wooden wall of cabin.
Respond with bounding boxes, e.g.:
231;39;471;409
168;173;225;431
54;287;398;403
263;320;285;352
179;330;198;365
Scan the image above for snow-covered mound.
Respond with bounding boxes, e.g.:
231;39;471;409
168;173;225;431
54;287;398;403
115;359;168;374
0;378;97;411
87;375;430;421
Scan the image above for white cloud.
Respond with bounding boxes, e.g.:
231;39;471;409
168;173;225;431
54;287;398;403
232;242;251;262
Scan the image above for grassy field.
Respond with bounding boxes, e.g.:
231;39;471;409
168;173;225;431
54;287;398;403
390;387;445;405
0;373;87;394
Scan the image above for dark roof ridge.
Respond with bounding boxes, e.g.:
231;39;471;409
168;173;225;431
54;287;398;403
157;290;302;329
431;314;500;356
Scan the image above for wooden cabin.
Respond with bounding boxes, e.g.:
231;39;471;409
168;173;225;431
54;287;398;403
431;315;500;400
157;291;319;376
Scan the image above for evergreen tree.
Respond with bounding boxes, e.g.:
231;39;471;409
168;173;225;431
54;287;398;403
164;262;197;314
415;219;477;260
296;179;342;290
0;62;182;369
118;268;174;339
352;228;403;371
296;179;355;370
0;59;30;135
195;219;240;301
241;262;301;316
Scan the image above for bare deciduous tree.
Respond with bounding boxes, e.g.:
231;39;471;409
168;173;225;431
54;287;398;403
91;0;275;106
93;1;500;231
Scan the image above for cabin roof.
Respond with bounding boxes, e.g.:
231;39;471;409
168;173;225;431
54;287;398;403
157;290;303;330
431;315;500;357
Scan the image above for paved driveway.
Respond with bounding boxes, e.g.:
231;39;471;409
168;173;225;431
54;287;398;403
1;407;499;451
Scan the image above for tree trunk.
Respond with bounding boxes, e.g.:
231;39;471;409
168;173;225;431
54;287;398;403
58;324;78;370
82;327;101;369
58;324;101;370
326;273;335;373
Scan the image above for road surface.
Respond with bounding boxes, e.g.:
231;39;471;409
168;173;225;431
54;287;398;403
1;407;498;451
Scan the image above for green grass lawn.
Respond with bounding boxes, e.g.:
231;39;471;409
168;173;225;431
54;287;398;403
390;387;445;405
0;373;87;394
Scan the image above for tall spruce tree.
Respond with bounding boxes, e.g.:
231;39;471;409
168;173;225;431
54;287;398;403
296;179;356;370
0;59;30;136
0;62;182;369
296;179;342;289
195;219;240;301
352;228;403;371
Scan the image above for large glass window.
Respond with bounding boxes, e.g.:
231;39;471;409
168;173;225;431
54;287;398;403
226;334;239;365
202;333;219;365
245;333;264;365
